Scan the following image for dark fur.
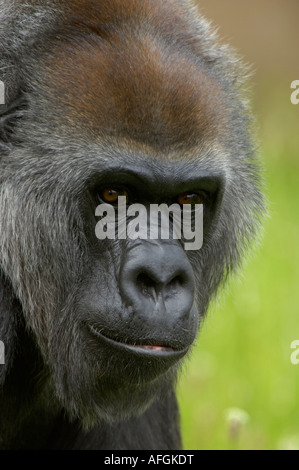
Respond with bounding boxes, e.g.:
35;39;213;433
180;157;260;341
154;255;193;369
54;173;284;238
0;0;265;449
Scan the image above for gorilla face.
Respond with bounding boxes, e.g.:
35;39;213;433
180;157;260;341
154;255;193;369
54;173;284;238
0;0;265;448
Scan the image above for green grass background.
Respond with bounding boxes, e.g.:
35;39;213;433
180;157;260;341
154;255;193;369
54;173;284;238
178;83;299;450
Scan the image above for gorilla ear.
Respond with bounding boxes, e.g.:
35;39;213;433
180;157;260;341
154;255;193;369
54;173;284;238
0;96;25;150
0;272;19;386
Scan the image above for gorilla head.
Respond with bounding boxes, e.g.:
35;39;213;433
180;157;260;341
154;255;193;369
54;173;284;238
0;0;265;449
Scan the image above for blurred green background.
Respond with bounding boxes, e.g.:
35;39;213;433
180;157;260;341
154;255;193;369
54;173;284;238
178;0;299;450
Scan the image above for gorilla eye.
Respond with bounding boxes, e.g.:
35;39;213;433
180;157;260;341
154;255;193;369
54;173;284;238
101;188;129;205
177;192;204;206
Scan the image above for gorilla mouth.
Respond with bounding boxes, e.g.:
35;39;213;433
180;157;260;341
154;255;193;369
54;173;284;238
88;324;188;358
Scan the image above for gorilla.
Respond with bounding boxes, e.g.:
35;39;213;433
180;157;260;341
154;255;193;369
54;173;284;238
0;0;265;449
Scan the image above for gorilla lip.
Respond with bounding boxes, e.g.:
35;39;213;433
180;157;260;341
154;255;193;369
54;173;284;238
88;324;188;358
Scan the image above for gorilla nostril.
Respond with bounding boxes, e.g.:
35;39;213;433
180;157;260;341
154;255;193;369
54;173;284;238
166;273;184;293
135;270;188;299
136;272;160;298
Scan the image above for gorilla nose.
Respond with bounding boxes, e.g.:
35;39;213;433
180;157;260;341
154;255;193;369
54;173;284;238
120;242;195;322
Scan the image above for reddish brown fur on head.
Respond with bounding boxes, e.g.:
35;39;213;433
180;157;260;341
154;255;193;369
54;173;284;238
41;0;227;150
